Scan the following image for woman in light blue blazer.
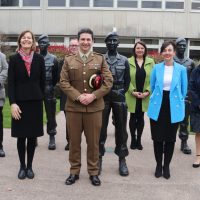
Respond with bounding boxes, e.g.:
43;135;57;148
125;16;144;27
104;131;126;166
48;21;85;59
147;41;187;179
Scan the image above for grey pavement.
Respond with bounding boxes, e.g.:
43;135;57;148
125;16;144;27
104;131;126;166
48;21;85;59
0;112;200;200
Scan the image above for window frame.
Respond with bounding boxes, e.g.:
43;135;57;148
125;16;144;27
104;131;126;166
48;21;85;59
0;0;41;9
191;0;200;12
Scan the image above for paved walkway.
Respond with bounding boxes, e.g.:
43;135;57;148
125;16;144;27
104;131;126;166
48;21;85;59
0;112;199;200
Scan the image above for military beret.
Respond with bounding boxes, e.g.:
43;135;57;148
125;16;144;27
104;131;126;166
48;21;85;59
105;31;119;42
175;37;186;45
38;34;49;42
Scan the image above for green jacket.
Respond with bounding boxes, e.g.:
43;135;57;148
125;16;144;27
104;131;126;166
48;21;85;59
125;56;154;113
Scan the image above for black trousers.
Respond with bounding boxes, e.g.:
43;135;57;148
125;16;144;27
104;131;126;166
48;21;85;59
129;99;144;140
44;98;57;136
0;107;3;148
99;100;129;158
17;137;36;168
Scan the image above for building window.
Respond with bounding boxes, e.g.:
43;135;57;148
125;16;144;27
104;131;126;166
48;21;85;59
49;37;64;43
141;38;159;45
48;0;65;7
93;0;113;7
23;0;40;6
70;0;89;7
0;0;19;6
141;1;162;8
117;0;138;8
190;40;200;46
165;1;184;9
189;50;200;60
191;0;200;10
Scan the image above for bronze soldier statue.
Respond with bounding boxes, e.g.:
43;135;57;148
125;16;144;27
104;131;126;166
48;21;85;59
174;37;195;154
99;32;130;176
38;34;58;150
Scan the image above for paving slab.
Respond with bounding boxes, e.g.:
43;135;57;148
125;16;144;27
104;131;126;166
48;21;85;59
0;112;199;200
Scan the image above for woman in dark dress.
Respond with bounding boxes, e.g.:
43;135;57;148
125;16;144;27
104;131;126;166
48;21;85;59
147;41;187;179
189;65;200;168
8;30;45;179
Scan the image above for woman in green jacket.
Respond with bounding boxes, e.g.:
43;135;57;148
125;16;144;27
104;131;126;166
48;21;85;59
126;41;154;150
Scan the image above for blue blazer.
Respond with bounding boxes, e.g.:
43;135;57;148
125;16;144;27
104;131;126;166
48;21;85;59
147;61;187;123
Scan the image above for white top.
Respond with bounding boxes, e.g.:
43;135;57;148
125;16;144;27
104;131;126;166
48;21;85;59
163;65;173;91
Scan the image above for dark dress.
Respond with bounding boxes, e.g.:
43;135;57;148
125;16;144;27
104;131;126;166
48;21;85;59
150;91;179;142
189;65;200;133
8;53;45;138
135;59;146;112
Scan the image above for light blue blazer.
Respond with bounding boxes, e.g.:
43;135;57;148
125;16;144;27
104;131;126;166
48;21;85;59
147;61;187;123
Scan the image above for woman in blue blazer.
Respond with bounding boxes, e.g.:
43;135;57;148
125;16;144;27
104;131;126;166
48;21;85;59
147;41;187;179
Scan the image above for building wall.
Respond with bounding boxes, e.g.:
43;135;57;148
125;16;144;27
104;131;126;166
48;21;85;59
0;0;200;38
0;0;200;59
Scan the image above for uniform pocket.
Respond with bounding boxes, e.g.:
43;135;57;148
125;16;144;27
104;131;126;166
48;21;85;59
69;66;80;81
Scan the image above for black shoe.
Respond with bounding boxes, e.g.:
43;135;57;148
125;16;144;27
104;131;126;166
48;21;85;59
98;157;102;175
136;138;143;150
65;143;69;151
48;136;56;150
0;148;5;157
65;174;79;185
163;166;170;179
18;167;26;180
130;140;137;150
119;158;129;176
90;175;101;186
155;165;162;178
192;155;200;168
26;168;35;179
192;163;200;168
181;141;191;154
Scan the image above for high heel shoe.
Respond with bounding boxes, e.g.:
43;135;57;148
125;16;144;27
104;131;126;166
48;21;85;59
192;155;200;168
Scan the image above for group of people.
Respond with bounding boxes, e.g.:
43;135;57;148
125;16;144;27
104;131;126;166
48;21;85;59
0;27;200;186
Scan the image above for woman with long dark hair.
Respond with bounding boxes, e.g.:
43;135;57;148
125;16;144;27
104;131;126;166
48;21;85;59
126;41;154;150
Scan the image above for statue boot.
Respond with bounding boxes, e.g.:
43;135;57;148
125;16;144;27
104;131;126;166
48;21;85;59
119;157;129;176
181;140;191;154
48;135;56;150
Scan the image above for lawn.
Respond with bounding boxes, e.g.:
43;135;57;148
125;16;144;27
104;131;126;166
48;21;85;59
3;98;61;128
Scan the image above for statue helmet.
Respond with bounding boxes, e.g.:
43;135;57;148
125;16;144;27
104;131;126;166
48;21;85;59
104;31;119;43
38;34;49;43
175;37;186;45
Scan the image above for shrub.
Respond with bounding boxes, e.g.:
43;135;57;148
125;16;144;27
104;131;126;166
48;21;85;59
148;50;163;64
48;45;70;61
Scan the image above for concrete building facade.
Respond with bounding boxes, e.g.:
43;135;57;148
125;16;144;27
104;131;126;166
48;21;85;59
0;0;200;58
